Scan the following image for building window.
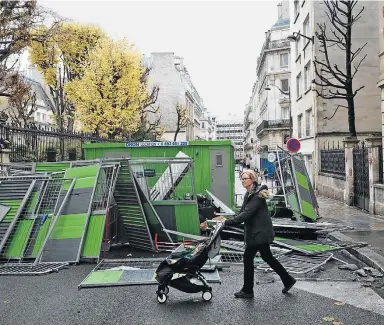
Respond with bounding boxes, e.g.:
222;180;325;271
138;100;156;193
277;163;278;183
201;122;205;128
281;79;289;92
303;15;310;47
216;154;223;167
280;53;289;68
36;112;41;122
295;37;300;59
296;72;302;98
304;61;311;91
282;107;289;119
298;114;303;138
305;108;312;137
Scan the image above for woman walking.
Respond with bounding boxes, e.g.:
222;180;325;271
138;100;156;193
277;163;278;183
219;170;296;298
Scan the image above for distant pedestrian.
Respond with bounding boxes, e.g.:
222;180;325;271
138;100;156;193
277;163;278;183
216;170;296;298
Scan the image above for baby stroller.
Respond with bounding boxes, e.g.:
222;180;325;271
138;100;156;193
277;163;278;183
155;222;225;303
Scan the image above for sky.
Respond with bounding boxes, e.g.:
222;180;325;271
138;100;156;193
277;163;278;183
40;0;280;119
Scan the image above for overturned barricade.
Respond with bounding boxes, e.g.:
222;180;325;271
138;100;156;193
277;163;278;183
0;152;359;279
0;154;205;274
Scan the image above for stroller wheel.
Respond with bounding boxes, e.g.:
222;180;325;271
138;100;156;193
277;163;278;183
202;291;212;302
157;293;168;304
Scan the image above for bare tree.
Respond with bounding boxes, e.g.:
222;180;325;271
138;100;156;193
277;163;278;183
0;1;61;98
313;0;366;137
7;81;38;127
174;103;188;141
130;105;163;141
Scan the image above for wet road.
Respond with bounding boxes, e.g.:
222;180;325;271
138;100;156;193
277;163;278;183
317;196;384;255
0;262;383;325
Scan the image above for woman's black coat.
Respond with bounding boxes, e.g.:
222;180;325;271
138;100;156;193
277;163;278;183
225;183;274;246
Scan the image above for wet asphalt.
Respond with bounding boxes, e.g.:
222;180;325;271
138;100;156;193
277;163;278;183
0;254;383;325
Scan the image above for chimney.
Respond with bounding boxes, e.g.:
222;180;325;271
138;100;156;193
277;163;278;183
280;1;290;19
277;2;282;18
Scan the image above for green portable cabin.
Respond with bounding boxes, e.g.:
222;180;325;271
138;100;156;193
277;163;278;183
82;141;235;208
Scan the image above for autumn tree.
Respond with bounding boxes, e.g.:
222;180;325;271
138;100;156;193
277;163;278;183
174;103;188;141
313;0;366;137
130;104;164;141
7;78;38;127
65;38;159;138
29;23;105;131
0;1;59;98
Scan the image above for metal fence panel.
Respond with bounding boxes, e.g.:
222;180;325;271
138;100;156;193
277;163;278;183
0;123;119;163
320;149;345;176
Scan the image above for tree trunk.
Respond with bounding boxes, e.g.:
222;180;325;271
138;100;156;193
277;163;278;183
345;3;356;137
174;128;180;142
347;96;356;136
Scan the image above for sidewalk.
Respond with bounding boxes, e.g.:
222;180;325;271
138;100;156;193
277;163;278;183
317;196;384;255
317;196;384;273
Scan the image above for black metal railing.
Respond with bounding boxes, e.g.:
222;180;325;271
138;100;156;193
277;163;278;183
320;142;345;176
379;145;383;184
0;122;121;162
255;119;290;135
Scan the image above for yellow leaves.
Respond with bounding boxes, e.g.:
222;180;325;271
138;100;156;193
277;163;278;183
321;302;345;325
334;302;345;306
29;23;106;87
30;27;61;89
65;38;146;137
322;316;344;325
55;23;106;78
322;317;335;322
175;103;189;128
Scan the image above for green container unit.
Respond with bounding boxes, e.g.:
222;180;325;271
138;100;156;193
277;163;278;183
83;141;235;208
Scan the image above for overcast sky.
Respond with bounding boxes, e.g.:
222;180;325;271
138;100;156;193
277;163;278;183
40;0;280;118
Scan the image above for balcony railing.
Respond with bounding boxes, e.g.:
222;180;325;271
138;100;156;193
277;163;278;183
257;39;290;67
268;40;290;50
255;119;290;135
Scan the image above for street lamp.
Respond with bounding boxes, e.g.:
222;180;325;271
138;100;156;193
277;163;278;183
264;83;292;138
287;32;314;44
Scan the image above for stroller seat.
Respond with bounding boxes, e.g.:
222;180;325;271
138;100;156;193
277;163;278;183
155;222;224;303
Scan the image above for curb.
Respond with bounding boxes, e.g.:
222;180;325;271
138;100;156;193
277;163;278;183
328;231;384;274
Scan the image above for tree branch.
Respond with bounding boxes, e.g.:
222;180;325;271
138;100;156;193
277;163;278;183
324;104;348;120
353;85;365;97
313;88;347;100
352;54;367;79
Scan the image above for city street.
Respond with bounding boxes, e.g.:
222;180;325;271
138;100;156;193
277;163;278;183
0;1;383;324
0;261;383;325
0;171;382;325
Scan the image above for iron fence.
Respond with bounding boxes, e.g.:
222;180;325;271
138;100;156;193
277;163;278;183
0;122;121;163
320;142;345;176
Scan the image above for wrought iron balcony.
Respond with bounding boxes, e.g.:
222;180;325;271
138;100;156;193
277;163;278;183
255;119;290;135
257;39;290;67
